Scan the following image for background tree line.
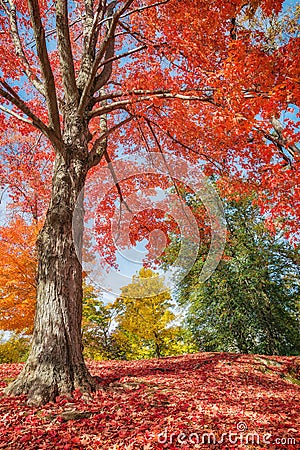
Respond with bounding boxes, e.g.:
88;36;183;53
0;195;299;363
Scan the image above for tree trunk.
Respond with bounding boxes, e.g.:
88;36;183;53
153;332;161;358
5;146;95;406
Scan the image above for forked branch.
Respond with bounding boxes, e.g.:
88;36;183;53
28;0;61;137
78;0;135;115
55;0;78;104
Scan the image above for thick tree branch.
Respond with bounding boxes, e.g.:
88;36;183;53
93;33;116;94
94;5;159;92
92;87;212;103
78;0;135;116
93;1;122;93
93;87;270;105
77;1;105;90
89;92;215;118
270;116;300;157
55;0;78;104
1;0;45;97
89;99;129;117
88;115;133;169
28;0;61;137
120;0;169;19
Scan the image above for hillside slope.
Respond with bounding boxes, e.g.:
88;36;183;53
0;352;299;449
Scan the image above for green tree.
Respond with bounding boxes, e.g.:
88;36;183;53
174;198;300;356
113;267;191;359
81;282;120;360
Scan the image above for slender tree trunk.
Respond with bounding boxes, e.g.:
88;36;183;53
5;127;95;405
155;343;161;358
153;332;161;358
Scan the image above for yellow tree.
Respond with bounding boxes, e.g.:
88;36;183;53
113;267;187;359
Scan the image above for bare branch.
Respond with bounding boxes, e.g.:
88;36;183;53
104;149;132;213
146;114;224;172
120;0;170;19
1;0;45;96
0;104;32;124
98;44;146;68
98;0;170;26
118;20;156;47
55;0;78;104
136;118;152;153
77;1;105;90
87;138;107;169
89;92;215;118
89;99;129;117
93;34;116;93
146;118;182;197
28;0;61;137
93;87;271;105
9;183;39;224
93;87;212;103
145;118;198;228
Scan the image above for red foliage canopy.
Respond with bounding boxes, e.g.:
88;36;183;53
0;0;299;259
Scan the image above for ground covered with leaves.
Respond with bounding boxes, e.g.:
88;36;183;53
0;352;299;449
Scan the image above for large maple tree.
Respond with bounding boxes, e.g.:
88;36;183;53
0;0;299;405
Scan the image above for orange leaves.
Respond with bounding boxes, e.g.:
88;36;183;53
0;217;39;333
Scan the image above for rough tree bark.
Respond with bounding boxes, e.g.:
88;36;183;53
4;119;96;406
